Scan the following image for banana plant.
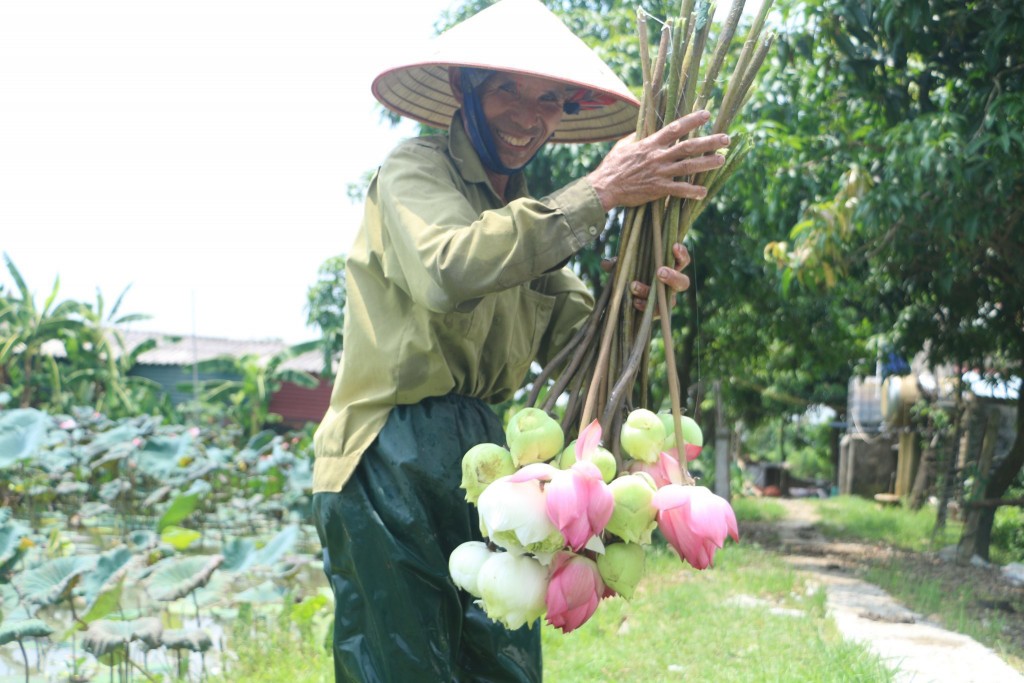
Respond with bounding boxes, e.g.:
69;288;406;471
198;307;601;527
59;286;165;419
0;253;85;409
186;342;320;438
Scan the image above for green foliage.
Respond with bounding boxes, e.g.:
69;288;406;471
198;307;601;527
187;341;320;438
0;253;172;420
814;495;961;551
305;254;347;376
745;415;835;481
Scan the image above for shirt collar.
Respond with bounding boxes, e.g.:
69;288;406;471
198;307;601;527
448;110;529;201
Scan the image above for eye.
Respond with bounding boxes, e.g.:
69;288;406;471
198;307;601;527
498;82;518;96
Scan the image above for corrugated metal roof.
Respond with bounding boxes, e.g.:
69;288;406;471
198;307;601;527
40;328;336;375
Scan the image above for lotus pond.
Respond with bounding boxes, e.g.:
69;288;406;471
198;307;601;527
0;407;331;682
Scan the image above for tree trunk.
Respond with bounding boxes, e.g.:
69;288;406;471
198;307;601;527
934;401;965;534
957;413;998;564
972;394;1024;560
908;429;939;511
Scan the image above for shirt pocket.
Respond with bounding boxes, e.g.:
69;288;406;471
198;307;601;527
484;287;556;377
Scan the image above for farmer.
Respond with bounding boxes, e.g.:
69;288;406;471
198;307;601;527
312;0;730;680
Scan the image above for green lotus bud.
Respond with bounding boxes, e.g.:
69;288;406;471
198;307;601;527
604;473;658;544
658;413;702;447
620;409;666;463
597;542;646;599
460;443;516;504
556;440;617;483
681;415;704;448
506;408;564;466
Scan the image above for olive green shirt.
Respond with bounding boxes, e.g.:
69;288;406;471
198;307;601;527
312;113;607;493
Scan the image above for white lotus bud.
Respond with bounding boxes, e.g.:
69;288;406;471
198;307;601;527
449;541;493;598
476;552;548;630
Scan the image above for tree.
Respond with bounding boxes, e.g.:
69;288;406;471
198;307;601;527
305;255;347;377
763;0;1023;556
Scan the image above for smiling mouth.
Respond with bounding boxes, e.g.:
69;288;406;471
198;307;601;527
497;131;534;148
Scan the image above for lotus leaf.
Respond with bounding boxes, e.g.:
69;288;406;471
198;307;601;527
0;618;53;646
0;408;49;467
233;579;286;605
13;555;96;607
221;537;255;572
83;424;144;460
81;547;133;619
156;493;199;532
161;628;212;652
251;525;299;567
98;478;132;503
0;515;28;576
82;617;162;657
147;555;223;602
184;476;213;496
128;529;159;550
136;435;194;482
39;446;79;474
160;526;202;551
142;485;172;508
55;480;89;496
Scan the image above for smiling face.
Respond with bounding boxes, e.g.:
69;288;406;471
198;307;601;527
459;70;573;170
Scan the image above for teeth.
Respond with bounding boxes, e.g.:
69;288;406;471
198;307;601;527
498;131;532;147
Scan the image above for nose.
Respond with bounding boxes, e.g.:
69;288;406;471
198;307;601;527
508;101;542;131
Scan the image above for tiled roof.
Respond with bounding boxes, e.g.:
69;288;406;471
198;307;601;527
41;328;334;375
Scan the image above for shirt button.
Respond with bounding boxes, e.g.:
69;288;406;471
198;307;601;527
588;226;599;235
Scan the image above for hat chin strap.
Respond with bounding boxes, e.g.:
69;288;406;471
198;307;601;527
460;68;534;176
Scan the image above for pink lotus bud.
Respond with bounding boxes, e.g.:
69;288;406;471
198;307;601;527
544;462;614;552
545;552;607;633
652;485;739;570
597;542;646;599
624;451;684;488
476;551;549;630
620;409;666;463
505;408;565;466
605;473;658;544
461;443;517;504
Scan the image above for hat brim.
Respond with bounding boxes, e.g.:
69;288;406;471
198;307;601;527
370;0;640;144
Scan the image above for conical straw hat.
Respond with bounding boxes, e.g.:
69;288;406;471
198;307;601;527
371;0;640;143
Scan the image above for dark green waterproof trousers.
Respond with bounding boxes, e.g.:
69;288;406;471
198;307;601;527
313;395;543;683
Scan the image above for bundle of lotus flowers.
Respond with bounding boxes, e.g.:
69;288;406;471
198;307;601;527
527;0;775;478
451;407;737;633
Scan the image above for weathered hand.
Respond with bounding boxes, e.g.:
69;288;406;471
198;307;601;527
631;243;691;313
587;110;731;211
602;243;692;313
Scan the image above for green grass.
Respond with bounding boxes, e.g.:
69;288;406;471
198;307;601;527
204;540;893;682
731;495;788;523
542;543;893;682
811;495;962;551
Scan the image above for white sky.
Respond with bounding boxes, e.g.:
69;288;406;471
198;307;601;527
1;0;453;344
1;0;762;345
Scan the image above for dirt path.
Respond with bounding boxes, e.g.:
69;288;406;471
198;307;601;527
750;498;1024;683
